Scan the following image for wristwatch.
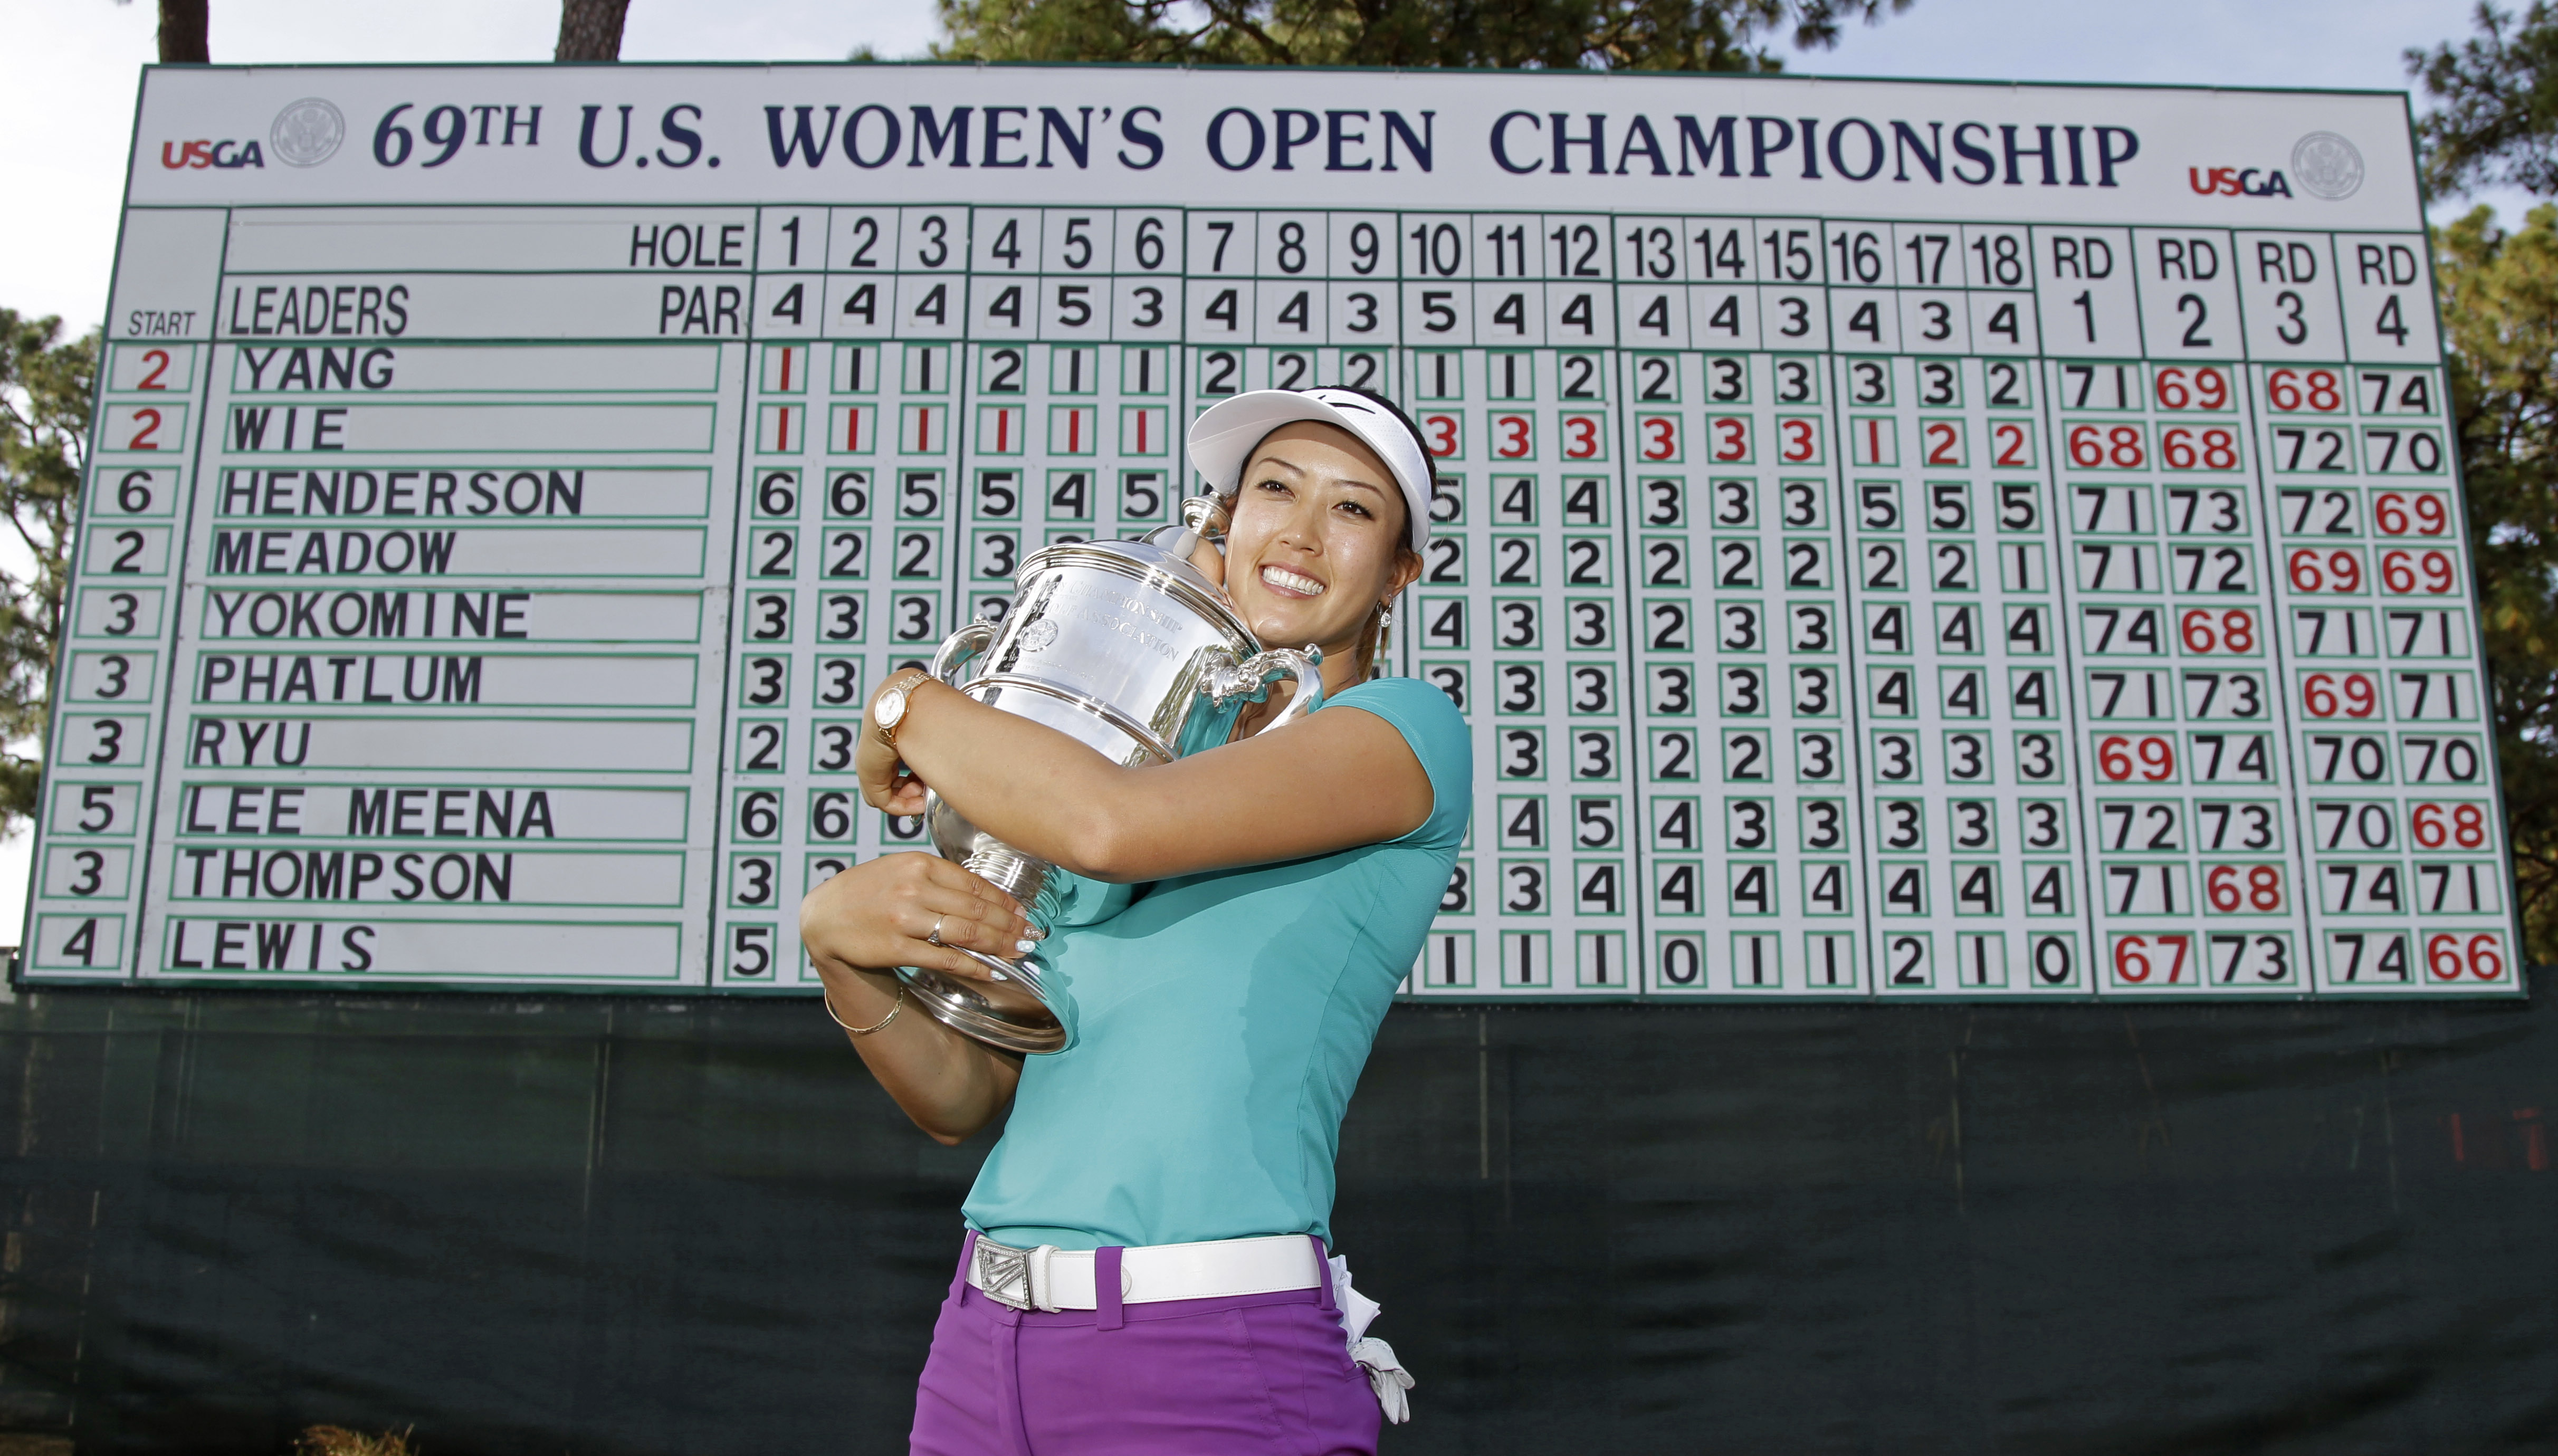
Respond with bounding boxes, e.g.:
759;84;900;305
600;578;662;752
871;671;931;751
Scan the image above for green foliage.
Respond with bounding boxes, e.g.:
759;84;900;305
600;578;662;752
0;311;97;830
2413;5;2558;957
2437;206;2558;956
2411;3;2558;198
929;0;1908;72
294;1427;419;1456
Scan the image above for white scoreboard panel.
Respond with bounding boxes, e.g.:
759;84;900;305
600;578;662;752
33;63;2515;999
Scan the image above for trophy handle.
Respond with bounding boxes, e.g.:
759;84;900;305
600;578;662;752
1141;493;1234;566
1181;493;1232;539
930;617;998;687
1207;644;1326;736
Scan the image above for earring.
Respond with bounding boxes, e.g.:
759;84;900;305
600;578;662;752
1377;602;1394;630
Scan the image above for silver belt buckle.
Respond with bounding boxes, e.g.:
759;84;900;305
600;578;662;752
974;1237;1034;1310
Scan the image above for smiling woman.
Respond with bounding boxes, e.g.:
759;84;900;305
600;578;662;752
1186;386;1438;687
797;387;1470;1455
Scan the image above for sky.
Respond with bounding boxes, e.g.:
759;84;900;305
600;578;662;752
0;0;2531;941
0;0;2530;336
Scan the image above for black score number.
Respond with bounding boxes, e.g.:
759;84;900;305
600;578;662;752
738;656;787;707
730;856;780;908
742;594;793;642
810;791;857;841
813;722;860;773
752;529;797;579
755;470;799;518
730;924;775;978
827;470;871;518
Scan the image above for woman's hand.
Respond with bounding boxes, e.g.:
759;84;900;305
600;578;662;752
856;672;936;814
800;850;1033;980
801;852;1033;1147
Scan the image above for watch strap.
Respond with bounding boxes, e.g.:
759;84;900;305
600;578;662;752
873;670;933;750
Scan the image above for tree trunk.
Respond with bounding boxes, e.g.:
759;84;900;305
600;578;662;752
556;0;632;61
158;0;209;62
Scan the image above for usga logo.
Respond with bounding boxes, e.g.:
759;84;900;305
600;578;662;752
2188;165;2292;198
156;99;345;172
161;138;265;169
2187;133;2366;202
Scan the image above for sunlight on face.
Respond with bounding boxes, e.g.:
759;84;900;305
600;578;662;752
1222;422;1421;662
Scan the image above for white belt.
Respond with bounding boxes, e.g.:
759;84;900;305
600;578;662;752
966;1232;1322;1313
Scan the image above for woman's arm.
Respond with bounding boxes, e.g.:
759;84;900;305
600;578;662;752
858;680;1434;884
799;852;1035;1145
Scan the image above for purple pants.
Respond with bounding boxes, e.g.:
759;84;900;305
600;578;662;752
909;1233;1381;1455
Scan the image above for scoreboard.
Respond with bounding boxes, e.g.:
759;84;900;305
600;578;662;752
34;62;2517;1000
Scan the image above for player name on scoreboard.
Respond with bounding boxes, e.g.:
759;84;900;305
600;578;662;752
26;63;2518;1000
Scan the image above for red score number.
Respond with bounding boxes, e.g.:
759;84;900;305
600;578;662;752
1990;421;2033;467
1492;414;1533;459
1419;413;1460;458
2205;864;2285;913
1777;418;1820;464
2097;734;2177;781
2154;366;2229;410
2159;426;2240;471
2373;491;2450;536
2300;672;2379;719
2179;608;2258;654
2287;548;2364;593
2114;933;2191;984
1855;418;1894;466
2428;933;2507;982
1637;416;1679;461
2069;424;2146;470
1709;416;1750;463
2266;368;2344;413
2410;801;2490;850
2378;549;2456;595
1923;420;1964;466
1560;413;1602;461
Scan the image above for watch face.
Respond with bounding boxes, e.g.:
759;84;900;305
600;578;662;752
875;688;908;728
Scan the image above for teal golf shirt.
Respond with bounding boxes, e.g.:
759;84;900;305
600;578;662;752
963;676;1473;1251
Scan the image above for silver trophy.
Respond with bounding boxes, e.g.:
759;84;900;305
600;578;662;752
900;499;1323;1054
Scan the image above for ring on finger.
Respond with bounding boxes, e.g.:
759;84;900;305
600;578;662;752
928;915;946;947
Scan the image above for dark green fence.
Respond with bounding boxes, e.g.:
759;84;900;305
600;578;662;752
1;979;2552;1453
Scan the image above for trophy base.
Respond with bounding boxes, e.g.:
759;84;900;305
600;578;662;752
898;952;1068;1055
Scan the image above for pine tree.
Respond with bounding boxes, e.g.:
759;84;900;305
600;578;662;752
0;314;99;827
930;0;1910;72
2412;9;2558;953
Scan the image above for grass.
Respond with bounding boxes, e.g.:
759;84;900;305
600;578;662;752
293;1429;417;1456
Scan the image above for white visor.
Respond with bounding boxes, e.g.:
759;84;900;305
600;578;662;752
1187;388;1435;550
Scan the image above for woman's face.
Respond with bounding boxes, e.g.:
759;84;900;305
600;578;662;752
1222;422;1422;660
